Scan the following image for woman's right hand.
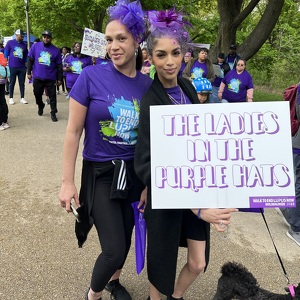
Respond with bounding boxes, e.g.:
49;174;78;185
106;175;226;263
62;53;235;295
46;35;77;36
59;182;80;212
191;208;238;232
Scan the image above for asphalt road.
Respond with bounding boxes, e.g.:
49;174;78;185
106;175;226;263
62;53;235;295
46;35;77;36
0;83;299;300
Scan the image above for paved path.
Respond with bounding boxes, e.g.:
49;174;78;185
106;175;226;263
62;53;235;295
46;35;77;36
0;83;299;300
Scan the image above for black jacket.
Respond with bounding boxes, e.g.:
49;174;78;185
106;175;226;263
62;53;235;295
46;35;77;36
134;75;210;295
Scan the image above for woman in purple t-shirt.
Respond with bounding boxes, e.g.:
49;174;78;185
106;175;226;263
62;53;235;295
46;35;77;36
59;1;152;300
218;58;254;103
63;42;92;93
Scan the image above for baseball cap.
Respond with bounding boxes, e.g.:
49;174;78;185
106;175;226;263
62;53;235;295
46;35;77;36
15;29;25;36
192;78;212;94
230;44;237;50
42;30;52;37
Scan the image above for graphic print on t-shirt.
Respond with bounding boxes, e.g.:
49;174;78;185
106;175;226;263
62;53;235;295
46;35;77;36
71;61;83;74
38;51;51;66
99;96;139;145
191;67;204;79
228;78;241;93
13;47;23;59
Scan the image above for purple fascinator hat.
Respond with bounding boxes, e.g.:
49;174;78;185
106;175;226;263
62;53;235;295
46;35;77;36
107;0;146;42
147;7;192;43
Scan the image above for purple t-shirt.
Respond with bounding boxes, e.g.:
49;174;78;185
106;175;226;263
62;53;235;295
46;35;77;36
95;57;110;65
69;63;152;162
64;55;92;89
4;39;28;68
222;69;254;102
28;42;62;80
191;60;208;79
165;86;192;105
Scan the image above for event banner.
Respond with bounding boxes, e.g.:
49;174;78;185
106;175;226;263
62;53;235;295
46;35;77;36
81;28;106;58
150;102;296;209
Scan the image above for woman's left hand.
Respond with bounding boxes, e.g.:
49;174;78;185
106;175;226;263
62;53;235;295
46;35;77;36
138;187;147;213
191;208;238;232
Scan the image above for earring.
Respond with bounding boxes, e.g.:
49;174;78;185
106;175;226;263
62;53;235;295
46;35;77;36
135;49;138;56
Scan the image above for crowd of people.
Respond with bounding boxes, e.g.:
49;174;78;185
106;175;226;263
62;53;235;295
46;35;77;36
0;0;299;299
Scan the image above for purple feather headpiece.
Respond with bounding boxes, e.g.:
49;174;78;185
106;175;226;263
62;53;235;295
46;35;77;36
107;0;146;42
147;7;192;41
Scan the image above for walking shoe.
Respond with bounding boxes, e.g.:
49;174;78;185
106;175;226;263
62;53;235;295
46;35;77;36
5;91;9;95
38;103;45;116
0;124;5;131
9;98;14;105
46;98;50;105
286;228;300;247
2;122;10;129
20;98;28;104
51;113;58;122
166;296;184;300
85;288;102;300
105;279;132;300
275;208;290;227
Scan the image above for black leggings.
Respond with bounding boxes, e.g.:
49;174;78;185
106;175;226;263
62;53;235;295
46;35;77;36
90;169;135;292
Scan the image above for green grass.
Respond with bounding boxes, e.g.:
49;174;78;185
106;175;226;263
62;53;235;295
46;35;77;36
253;86;283;102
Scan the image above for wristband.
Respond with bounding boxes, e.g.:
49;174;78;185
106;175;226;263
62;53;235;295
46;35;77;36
197;209;201;219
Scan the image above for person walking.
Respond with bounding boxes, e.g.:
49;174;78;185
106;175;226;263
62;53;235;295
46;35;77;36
224;44;241;70
4;29;28;105
182;47;214;82
218;58;254;103
63;42;92;93
58;1;152;300
277;84;300;247
27;30;62;122
134;8;237;300
0;52;10;130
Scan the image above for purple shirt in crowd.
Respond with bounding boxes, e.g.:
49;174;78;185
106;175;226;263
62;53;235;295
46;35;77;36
222;69;254;102
69;63;152;162
190;60;208;79
64;55;92;89
28;42;62;80
4;39;28;68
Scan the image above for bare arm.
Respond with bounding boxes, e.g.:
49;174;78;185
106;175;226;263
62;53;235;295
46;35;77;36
59;98;87;211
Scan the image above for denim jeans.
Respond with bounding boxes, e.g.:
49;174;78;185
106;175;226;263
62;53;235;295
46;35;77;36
289;153;300;232
9;67;26;98
211;86;221;103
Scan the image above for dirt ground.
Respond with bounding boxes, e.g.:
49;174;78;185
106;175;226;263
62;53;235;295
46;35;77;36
0;83;299;300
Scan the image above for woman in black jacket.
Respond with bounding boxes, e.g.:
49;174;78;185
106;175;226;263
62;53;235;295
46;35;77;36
134;8;237;300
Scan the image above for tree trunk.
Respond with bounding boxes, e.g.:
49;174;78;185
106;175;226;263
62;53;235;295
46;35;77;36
210;0;284;62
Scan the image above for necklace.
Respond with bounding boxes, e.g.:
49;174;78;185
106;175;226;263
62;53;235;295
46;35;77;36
167;87;187;105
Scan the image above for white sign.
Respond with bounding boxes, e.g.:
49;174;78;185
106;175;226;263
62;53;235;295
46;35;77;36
150;102;295;209
81;28;106;58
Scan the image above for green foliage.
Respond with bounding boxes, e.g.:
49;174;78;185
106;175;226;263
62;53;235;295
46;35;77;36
0;0;299;91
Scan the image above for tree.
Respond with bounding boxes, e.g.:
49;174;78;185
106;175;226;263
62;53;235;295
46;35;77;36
210;0;284;60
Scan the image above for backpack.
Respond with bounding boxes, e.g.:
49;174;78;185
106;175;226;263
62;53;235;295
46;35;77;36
283;84;300;136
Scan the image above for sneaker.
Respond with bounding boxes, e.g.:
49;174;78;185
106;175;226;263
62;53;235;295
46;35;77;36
20;98;28;104
166;297;184;300
46;98;50;105
275;208;290;227
105;279;132;300
38;103;45;116
51;113;58;122
0;124;5;131
2;122;10;129
9;98;14;105
286;228;300;247
5;91;9;95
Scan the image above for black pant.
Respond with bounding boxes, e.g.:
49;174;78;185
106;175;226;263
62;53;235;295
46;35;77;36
33;78;57;114
90;168;135;292
0;84;8;124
